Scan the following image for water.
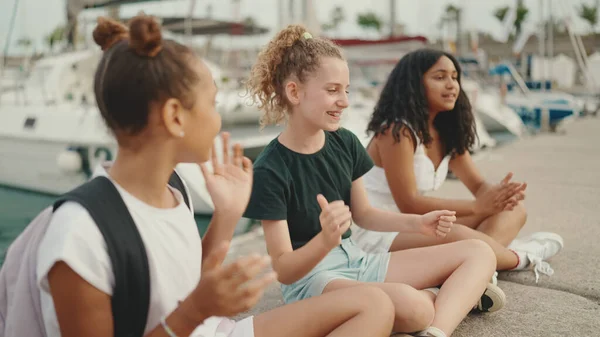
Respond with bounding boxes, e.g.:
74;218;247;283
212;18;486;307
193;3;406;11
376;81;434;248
0;185;213;265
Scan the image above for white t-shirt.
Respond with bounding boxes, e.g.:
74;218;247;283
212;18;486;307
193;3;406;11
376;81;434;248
36;163;231;337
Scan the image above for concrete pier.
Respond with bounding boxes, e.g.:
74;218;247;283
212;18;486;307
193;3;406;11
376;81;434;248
226;117;600;337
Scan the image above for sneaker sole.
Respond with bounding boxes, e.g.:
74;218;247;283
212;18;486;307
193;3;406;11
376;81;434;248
476;283;506;313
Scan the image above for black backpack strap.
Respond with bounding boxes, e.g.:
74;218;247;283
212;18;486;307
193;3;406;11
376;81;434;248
53;176;149;337
168;170;191;211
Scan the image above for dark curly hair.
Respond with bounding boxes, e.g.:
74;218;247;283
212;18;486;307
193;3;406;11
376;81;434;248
366;48;476;155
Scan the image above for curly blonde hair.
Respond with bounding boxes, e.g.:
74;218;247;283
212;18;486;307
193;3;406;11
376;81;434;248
247;24;344;127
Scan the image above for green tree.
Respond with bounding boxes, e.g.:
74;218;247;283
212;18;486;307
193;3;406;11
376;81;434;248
577;3;598;32
445;4;461;16
493;0;529;36
493;7;509;22
243;16;256;27
16;37;32;48
356;11;383;34
322;6;345;33
45;25;66;52
514;1;530;36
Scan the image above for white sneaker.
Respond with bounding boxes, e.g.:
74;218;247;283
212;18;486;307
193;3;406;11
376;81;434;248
474;282;506;313
427;281;506;314
508;232;564;282
415;327;447;337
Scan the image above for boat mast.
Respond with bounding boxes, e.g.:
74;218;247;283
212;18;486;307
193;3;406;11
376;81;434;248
2;0;21;66
390;0;396;38
547;0;553;59
538;0;546;90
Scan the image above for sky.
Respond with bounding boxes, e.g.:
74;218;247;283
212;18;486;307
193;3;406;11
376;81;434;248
0;0;597;55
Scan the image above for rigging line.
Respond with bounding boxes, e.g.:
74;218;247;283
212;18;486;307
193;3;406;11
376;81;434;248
3;0;21;66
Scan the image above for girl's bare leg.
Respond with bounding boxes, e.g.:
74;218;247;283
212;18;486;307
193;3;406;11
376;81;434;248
323;280;437;333
388;224;519;270
473;204;527;246
384;239;496;336
253;285;395;337
455;204;527;246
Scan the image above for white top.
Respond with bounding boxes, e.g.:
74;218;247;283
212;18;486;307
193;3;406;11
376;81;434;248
362;124;451;212
351;124;452;253
36;163;232;337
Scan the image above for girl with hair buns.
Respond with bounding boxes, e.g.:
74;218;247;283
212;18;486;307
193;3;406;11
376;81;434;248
37;14;396;337
244;25;502;337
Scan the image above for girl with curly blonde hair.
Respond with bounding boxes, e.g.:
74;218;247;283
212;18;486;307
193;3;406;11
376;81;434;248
37;14;395;337
244;25;503;337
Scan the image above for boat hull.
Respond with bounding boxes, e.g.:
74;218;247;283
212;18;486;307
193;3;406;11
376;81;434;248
0;136;90;195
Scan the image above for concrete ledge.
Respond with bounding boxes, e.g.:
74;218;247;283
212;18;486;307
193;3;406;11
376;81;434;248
222;117;600;336
453;281;600;337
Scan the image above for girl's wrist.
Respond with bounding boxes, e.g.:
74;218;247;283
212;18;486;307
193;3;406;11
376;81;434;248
175;298;209;331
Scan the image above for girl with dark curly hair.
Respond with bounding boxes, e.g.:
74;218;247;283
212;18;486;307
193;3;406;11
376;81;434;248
351;48;563;283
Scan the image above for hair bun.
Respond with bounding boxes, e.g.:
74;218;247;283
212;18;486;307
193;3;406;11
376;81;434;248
93;16;129;51
129;14;163;57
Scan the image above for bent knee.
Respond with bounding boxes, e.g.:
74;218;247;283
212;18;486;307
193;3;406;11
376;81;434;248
388;284;435;332
355;285;395;312
395;298;435;332
463;239;496;265
512;203;528;227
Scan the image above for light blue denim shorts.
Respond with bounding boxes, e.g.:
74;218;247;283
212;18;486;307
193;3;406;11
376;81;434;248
280;237;391;304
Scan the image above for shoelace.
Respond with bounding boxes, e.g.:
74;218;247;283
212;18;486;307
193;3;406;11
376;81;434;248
527;253;555;283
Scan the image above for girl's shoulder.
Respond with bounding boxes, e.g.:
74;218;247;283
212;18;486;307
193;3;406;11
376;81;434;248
38;201;114;295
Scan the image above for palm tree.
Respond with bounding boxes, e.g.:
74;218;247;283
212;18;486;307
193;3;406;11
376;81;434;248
577;3;598;32
16;37;32;49
493;0;529;37
493;7;510;22
356;11;383;36
45;25;66;53
243;16;256;26
514;0;530;36
322;6;345;34
445;4;461;17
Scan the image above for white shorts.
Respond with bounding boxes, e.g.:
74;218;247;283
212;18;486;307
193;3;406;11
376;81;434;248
350;223;399;254
190;316;254;337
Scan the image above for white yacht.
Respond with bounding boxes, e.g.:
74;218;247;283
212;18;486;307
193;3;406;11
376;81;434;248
0;47;283;215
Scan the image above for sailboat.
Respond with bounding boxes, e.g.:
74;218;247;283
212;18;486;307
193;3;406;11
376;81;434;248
459;59;527;138
0;0;279;216
490;62;580;132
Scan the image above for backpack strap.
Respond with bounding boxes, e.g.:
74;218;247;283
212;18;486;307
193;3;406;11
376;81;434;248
53;176;150;337
168;170;191;211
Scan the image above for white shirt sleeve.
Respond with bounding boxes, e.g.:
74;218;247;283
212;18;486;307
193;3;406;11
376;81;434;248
37;201;114;295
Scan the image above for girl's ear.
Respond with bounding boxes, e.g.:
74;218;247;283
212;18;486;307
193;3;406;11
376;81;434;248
285;80;301;106
161;98;185;138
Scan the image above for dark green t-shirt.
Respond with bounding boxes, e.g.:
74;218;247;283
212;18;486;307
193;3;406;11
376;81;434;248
243;127;374;250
